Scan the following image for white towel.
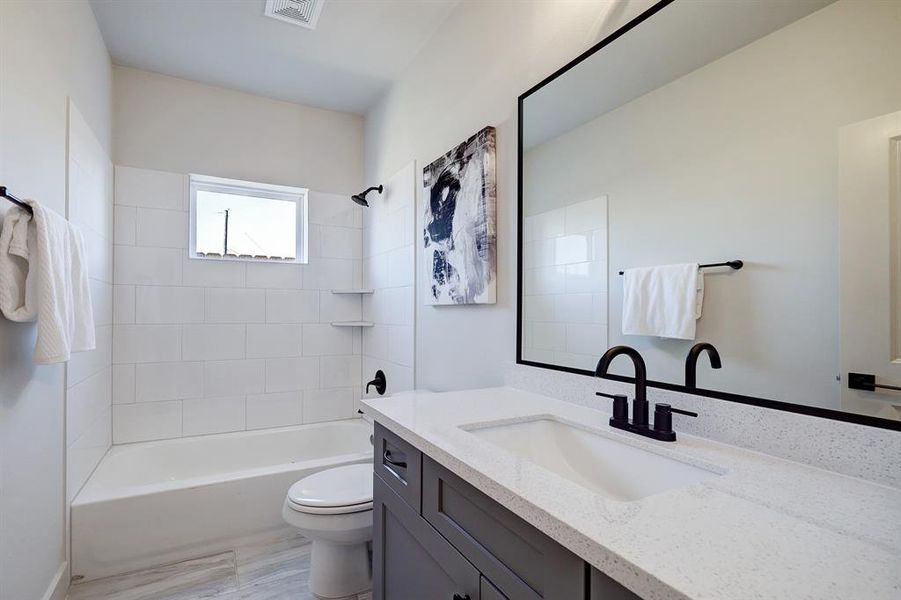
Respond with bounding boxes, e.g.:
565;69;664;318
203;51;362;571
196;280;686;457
622;263;703;340
0;202;95;363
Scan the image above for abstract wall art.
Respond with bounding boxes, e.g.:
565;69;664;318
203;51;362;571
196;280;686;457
423;126;497;305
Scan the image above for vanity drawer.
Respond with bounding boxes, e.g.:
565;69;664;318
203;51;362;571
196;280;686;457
422;456;585;600
373;422;422;512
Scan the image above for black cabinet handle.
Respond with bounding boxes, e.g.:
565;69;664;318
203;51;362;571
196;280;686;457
452;594;471;600
383;449;407;469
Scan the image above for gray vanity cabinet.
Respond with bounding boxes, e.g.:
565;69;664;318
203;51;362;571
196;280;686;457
372;422;640;600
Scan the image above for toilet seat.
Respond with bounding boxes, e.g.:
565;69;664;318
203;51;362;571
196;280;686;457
286;463;373;515
286;500;373;515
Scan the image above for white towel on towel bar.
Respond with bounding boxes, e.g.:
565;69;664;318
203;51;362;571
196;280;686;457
0;202;95;363
621;263;703;340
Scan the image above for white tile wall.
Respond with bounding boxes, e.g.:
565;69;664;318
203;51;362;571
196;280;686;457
362;162;416;399
182;324;245;361
66;104;113;501
304;388;355;424
265;289;319;323
112;167;364;443
136;207;188;248
303;324;354;356
522;197;609;371
135;286;205;324
114;245;183;286
112;401;182;443
135;362;204;402
182;396;245;436
205;288;265;323
246;324;303;358
246;392;302;430
265;357;320;392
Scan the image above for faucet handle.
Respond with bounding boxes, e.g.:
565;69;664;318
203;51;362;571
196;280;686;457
653;403;697;438
669;406;698;418
596;392;629;423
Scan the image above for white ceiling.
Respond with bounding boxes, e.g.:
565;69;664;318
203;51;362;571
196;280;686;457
90;0;459;115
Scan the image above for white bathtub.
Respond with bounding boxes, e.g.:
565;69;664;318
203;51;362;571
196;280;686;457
72;418;373;581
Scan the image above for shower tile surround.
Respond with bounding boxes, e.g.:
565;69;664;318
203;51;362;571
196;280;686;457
66;104;115;501
111;166;365;443
361;161;416;394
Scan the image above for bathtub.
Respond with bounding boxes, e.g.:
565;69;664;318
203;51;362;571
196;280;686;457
71;418;373;581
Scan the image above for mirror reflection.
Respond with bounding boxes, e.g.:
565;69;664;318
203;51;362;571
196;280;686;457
519;0;901;421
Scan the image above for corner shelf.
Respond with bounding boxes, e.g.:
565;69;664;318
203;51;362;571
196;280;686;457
330;321;375;327
331;289;374;294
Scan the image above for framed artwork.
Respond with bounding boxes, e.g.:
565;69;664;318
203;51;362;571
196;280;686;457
423;126;497;305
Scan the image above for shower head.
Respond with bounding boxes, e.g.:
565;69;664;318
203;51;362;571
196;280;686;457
351;185;383;207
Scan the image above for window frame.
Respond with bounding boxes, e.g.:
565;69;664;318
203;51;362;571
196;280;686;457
188;173;308;264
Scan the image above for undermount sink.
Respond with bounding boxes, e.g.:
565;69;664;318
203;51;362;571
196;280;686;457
464;417;721;502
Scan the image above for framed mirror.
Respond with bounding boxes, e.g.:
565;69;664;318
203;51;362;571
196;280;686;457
517;0;901;430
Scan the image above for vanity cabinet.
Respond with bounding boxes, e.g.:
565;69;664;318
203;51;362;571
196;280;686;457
372;423;641;600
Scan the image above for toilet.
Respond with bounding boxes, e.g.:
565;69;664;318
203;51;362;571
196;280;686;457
282;463;373;599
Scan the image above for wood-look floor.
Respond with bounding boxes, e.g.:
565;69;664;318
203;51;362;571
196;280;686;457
67;532;373;600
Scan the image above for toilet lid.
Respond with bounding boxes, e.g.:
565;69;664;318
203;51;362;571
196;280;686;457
288;463;373;508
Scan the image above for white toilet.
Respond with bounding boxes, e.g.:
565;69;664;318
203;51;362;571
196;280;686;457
282;463;374;599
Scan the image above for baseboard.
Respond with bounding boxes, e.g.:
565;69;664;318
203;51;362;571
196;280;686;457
41;561;69;600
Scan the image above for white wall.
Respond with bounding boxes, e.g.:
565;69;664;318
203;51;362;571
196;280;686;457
522;0;901;408
0;2;112;599
364;0;656;391
113;66;363;195
362;162;416;395
111;69;366;441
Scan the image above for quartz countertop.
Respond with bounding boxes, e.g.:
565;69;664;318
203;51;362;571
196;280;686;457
361;387;901;600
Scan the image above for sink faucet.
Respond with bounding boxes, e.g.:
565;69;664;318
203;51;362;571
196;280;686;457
595;345;649;427
595;345;697;441
685;342;721;389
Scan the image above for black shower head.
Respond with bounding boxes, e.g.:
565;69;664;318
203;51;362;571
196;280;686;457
351;184;383;207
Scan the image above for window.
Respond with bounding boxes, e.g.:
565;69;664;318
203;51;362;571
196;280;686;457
189;174;308;263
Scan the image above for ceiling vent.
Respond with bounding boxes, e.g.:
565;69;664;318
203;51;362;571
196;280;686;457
264;0;324;30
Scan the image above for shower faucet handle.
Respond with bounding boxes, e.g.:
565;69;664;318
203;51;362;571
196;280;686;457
366;370;386;395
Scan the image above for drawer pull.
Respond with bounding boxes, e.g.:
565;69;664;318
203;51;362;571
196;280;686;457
453;595;471;600
383;449;407;469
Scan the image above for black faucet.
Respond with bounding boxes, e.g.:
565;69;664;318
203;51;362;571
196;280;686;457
595;345;697;442
685;342;722;389
366;370;386;395
595;346;649;426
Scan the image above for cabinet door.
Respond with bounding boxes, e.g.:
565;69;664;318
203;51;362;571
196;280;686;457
373;473;480;600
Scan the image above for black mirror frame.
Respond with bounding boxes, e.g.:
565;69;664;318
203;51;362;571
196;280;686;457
515;0;901;432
